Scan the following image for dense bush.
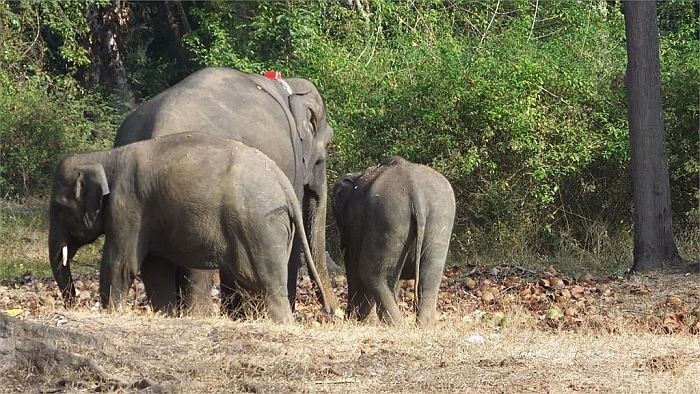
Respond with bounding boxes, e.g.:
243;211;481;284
659;1;700;230
0;0;696;268
201;1;634;257
0;71;118;198
0;1;119;198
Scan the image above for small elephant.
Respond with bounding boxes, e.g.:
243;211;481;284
48;132;330;323
333;156;455;327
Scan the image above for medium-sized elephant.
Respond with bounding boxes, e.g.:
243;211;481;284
48;132;330;323
333;156;455;327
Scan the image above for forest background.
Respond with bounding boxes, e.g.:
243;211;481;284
0;0;698;277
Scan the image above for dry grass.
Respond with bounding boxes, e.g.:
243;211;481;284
2;306;700;394
2;201;700;393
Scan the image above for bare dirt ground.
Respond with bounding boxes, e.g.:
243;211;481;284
2;261;700;394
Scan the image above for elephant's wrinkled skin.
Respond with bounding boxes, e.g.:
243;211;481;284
48;132;330;322
114;67;337;315
333;156;455;327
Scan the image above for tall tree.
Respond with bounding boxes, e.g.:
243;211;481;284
623;1;681;272
83;1;135;108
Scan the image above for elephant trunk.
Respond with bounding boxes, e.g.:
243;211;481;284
304;181;339;313
49;232;76;305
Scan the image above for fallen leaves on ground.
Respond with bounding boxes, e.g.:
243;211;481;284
1;263;699;335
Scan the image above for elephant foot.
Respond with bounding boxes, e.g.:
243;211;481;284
378;310;407;327
267;295;294;323
182;302;218;317
346;299;379;325
361;311;380;325
416;308;438;328
417;317;437;328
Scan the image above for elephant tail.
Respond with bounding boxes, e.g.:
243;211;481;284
287;190;332;315
412;197;427;316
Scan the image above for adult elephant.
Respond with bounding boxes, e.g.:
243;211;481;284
333;156;456;327
113;67;338;315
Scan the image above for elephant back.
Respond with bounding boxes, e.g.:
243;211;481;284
113;67;333;200
115;68;292;149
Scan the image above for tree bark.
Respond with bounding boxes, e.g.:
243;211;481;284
163;1;195;69
623;1;681;272
83;2;136;108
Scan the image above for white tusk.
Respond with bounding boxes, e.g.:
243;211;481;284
61;246;68;267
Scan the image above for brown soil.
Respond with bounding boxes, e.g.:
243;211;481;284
1;262;700;393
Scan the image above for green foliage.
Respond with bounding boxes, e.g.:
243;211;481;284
0;1;119;198
267;1;633;255
0;1;44;72
0;1;109;73
0;70;118;198
658;1;700;230
0;0;697;268
0;73;62;196
183;1;296;72
39;1;94;70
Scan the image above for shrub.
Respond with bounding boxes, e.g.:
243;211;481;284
0;71;118;198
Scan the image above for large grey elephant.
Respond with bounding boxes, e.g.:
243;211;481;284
113;67;337;315
48;132;330;322
333;156;455;327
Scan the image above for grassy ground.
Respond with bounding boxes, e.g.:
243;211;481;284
1;200;700;393
3;307;700;394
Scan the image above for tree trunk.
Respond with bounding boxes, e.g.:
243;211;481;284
623;1;681;272
163;1;195;70
83;2;136;109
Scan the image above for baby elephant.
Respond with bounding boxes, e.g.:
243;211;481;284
333;156;455;327
48;132;329;323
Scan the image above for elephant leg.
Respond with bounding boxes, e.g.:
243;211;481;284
416;280;440;328
379;271;407;326
359;249;405;326
177;267;215;316
344;261;361;319
286;241;302;310
262;260;294;323
140;254;179;315
356;294;377;324
345;263;376;322
416;249;449;328
100;243;140;312
219;269;245;320
367;281;405;326
267;292;294;323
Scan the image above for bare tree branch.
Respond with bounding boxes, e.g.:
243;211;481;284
529;0;539;40
481;0;500;44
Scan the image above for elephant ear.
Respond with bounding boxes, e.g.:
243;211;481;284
288;90;326;160
333;176;358;251
74;163;110;226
